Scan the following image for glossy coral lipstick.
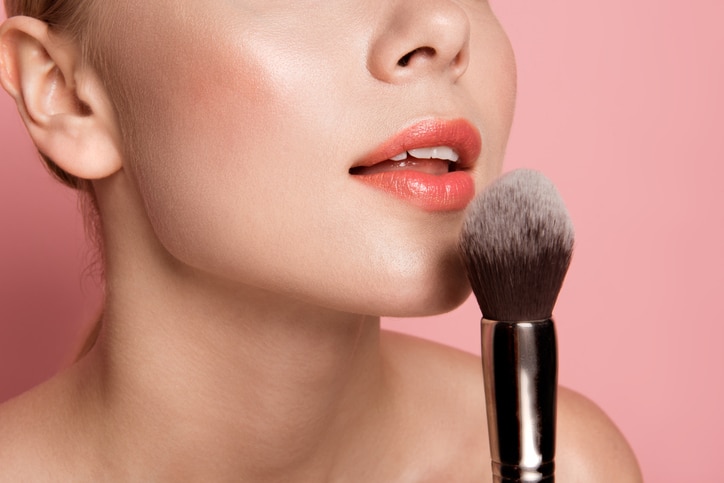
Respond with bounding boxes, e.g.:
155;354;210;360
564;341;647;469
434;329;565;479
350;119;481;212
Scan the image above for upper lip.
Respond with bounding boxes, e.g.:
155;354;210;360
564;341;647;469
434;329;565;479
351;118;482;172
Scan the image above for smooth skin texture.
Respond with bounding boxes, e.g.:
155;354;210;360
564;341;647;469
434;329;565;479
0;0;642;481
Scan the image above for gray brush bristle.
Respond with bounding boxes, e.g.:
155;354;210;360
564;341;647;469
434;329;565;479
459;169;574;321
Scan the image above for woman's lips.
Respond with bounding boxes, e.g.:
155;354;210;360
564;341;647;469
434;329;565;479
353;171;475;212
350;119;481;212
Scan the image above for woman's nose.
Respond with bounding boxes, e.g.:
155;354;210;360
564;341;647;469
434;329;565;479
367;0;471;85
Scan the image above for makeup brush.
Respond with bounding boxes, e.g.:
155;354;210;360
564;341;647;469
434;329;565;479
458;169;574;483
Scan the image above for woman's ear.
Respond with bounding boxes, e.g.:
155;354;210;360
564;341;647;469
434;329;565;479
0;16;121;179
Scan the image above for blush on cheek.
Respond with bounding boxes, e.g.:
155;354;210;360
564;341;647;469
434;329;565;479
184;39;271;112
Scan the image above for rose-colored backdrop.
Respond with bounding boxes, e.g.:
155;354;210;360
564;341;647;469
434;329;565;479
2;2;722;481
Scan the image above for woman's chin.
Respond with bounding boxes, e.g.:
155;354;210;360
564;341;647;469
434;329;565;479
340;268;472;318
331;251;473;318
380;282;472;318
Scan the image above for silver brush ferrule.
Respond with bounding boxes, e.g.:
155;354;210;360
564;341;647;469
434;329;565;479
481;318;557;483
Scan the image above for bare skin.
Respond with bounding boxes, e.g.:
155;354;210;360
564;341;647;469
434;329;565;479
0;0;642;480
0;330;640;482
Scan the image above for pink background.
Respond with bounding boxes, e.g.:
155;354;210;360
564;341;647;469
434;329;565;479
2;2;722;481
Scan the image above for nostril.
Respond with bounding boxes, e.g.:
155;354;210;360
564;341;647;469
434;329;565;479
397;51;412;68
397;47;436;67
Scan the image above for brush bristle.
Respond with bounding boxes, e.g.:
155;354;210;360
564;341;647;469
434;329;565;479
459;169;574;321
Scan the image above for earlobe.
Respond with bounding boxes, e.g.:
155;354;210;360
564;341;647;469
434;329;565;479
0;16;122;180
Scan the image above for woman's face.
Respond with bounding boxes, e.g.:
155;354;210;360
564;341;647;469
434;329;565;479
95;0;516;316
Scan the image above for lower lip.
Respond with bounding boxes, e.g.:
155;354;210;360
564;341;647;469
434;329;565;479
353;170;475;212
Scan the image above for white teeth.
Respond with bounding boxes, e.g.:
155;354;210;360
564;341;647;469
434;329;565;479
406;146;460;162
387;146;460;163
390;151;408;161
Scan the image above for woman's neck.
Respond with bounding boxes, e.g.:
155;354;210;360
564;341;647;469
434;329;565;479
79;266;386;481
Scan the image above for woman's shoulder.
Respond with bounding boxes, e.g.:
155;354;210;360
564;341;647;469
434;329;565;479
556;387;643;482
0;387;58;481
0;395;31;481
380;330;643;482
0;369;100;482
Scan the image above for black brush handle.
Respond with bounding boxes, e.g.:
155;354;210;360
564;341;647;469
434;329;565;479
481;318;557;483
